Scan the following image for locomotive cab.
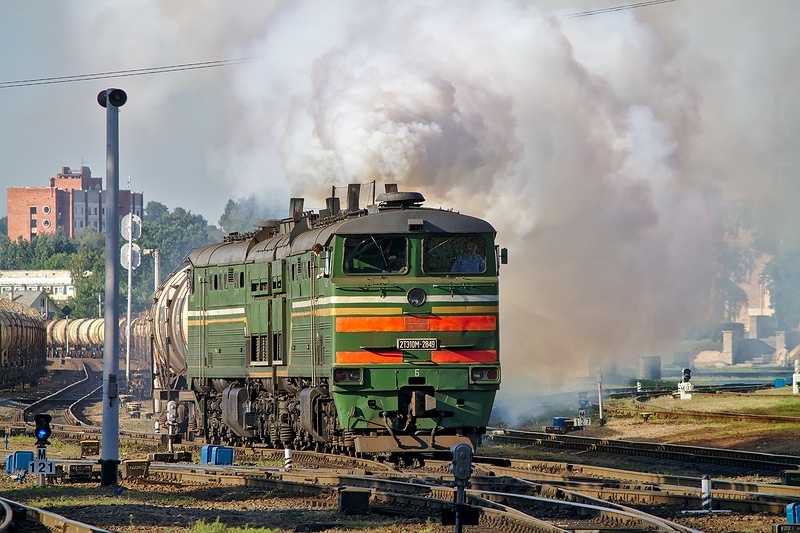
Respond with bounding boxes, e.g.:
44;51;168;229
326;207;500;456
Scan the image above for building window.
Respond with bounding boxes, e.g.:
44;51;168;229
42;206;51;214
30;206;37;214
42;220;51;228
30;220;36;228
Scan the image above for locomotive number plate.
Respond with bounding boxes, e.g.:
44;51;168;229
397;338;438;350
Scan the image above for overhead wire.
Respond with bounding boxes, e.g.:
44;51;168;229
0;1;678;89
0;58;251;89
561;0;677;19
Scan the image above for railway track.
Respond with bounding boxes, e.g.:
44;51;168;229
2;443;794;531
21;359;103;427
2;366;797;531
485;428;800;474
145;455;705;532
0;495;113;533
139;446;800;531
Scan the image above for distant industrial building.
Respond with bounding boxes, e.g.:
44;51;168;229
0;289;61;320
7;165;143;241
0;270;74;303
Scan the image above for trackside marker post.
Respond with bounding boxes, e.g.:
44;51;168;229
284;447;292;469
681;474;731;515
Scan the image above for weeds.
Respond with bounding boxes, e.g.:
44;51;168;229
178;517;279;533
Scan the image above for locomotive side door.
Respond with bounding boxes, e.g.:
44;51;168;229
270;259;286;365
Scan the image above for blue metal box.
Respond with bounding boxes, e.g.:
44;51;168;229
211;446;234;465
201;445;218;464
787;502;800;523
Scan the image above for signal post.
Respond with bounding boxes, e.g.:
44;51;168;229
443;443;479;533
98;87;128;486
31;413;54;487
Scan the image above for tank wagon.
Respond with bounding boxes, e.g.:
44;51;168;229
45;314;153;391
46;317;107;358
0;298;46;389
125;311;154;401
152;185;505;461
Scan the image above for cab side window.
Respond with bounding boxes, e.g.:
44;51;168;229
423;234;486;274
343;235;408;274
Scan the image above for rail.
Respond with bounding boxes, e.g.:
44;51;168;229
486;427;800;473
0;496;114;533
22;361;91;421
0;498;11;533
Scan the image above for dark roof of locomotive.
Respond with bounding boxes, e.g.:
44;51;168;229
188;194;496;268
334;207;494;234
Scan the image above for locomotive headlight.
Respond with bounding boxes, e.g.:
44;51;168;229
406;287;427;307
471;366;500;383
333;367;363;384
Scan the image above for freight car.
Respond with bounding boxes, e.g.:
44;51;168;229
45;313;153;397
124;311;154;401
0;298;46;389
45;317;141;358
152;184;505;462
46;317;106;358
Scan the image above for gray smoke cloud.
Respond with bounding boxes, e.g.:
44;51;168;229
216;0;771;389
4;0;796;398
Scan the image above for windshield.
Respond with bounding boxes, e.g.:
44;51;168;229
423;234;487;274
343;235;408;274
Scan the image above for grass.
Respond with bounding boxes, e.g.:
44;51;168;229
0;484;198;507
174;518;279;533
640;392;800;416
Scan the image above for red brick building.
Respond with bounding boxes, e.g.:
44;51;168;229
7;166;143;241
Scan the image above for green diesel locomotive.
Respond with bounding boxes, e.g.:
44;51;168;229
152;184;504;461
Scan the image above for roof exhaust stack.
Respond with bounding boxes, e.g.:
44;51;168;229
289;198;304;221
326;197;341;216
347;184;361;213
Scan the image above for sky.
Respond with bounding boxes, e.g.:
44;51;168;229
2;0;798;396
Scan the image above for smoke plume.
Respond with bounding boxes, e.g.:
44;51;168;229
59;0;800;394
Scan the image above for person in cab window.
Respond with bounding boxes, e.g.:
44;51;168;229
451;240;485;273
383;243;400;272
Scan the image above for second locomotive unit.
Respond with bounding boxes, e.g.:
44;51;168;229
152;184;504;461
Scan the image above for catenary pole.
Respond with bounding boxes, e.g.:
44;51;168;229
98;88;127;486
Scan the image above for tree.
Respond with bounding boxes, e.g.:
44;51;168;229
0;202;225;317
139;202;222;275
64;229;106;318
143;201;169;222
764;247;800;330
62;203;224;317
31;233;76;269
218;195;280;235
124;202;222;314
0;233;75;270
